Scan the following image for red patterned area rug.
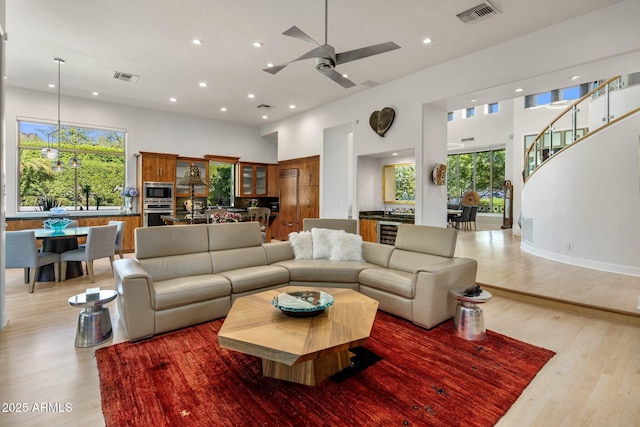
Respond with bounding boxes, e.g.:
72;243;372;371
96;312;554;426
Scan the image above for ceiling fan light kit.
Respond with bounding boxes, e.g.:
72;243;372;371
264;0;400;88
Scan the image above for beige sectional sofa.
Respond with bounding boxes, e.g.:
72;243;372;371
112;219;477;341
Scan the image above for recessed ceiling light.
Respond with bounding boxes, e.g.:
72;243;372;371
514;88;524;93
289;104;296;109
169;98;177;102
192;39;203;45
262;115;269;119
571;75;581;81
220;107;227;112
470;98;477;102
253;41;263;48
392;152;398;156
92;91;99;96
266;63;274;68
423;37;433;45
48;83;55;88
342;73;349;78
199;82;208;88
248;93;255;99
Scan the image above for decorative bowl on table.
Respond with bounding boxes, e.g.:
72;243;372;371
43;218;71;231
50;207;67;215
272;290;334;317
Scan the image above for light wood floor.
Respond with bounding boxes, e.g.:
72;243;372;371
0;230;639;426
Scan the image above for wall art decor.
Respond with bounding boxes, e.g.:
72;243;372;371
369;107;395;137
432;163;447;185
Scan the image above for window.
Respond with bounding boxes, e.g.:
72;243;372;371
18;120;126;211
208;162;235;206
447;111;454;122
486;102;499;114
465;107;475;118
525;83;591;108
447;149;505;213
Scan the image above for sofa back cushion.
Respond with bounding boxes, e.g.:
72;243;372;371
207;222;263;251
303;218;358;234
136;224;209;258
210;247;268;273
138;253;214;282
394;224;457;258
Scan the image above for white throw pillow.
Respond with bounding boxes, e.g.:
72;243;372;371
288;231;313;259
311;228;345;259
330;232;364;261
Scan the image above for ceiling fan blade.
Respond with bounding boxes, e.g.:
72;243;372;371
263;46;330;75
282;26;321;47
319;68;356;88
335;41;401;65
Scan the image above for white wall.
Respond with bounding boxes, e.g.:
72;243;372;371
5;86;276;216
522;112;640;275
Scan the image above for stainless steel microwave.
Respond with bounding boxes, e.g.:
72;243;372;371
143;182;174;203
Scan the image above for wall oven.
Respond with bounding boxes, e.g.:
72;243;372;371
143;181;174;204
144;204;173;227
143;182;174;226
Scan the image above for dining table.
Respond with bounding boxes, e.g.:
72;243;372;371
34;226;92;281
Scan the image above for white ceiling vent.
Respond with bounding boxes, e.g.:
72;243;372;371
112;71;140;83
457;1;500;24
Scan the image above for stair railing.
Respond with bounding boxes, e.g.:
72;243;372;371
523;75;624;182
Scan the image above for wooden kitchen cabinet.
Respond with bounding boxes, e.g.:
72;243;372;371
267;164;279;197
137;152;178;183
275;155;319;240
176;157;208;197
359;219;378;242
236;163;268;197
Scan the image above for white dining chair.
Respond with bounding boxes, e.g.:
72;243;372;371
108;220;126;259
5;230;60;292
60;225;117;283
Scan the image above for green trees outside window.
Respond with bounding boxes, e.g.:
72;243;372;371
208;162;234;207
18;121;126;211
447;149;505;213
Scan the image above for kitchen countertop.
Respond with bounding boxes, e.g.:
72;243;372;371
359;210;415;223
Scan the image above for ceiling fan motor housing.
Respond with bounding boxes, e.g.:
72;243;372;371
316;57;335;72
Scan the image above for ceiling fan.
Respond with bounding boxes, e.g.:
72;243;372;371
263;0;400;88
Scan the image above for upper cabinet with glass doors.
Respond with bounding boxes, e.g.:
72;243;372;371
176;157;209;197
236;163;267;197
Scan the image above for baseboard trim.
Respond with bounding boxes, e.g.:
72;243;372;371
479;282;640;327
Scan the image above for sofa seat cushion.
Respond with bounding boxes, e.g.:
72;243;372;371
219;265;290;294
359;267;414;299
276;259;375;283
153;274;231;310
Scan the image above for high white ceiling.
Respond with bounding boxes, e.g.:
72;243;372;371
4;0;621;126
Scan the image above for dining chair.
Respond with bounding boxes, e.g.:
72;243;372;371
248;207;270;243
468;206;479;231
60;225;117;283
452;206;472;230
5;230;60;292
108;220;126;259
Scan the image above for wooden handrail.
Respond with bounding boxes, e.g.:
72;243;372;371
524;75;623;181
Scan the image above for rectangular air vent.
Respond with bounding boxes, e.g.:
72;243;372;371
523;217;534;245
256;104;273;110
112;71;140;83
457;1;500;24
461;137;475;142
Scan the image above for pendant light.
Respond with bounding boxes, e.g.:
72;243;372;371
51;57;66;171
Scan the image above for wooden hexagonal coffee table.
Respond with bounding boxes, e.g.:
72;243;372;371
218;287;378;386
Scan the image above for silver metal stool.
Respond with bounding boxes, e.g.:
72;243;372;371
449;286;492;341
68;289;118;347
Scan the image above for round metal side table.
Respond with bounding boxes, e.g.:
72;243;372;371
449;286;492;341
68;290;117;347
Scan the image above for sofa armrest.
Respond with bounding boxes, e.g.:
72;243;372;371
112;258;156;341
263;241;294;264
412;257;478;329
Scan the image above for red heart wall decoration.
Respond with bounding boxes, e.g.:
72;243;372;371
369;107;395;137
